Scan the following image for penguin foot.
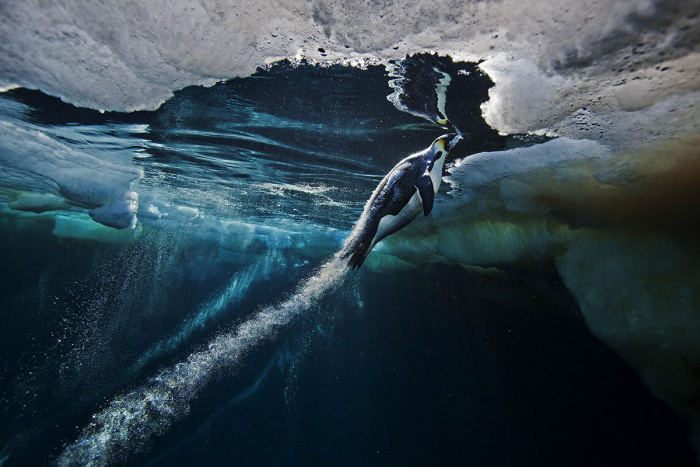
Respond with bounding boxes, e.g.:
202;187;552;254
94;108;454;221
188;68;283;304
339;241;371;270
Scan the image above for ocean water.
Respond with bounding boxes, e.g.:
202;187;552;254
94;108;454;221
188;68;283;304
1;2;700;466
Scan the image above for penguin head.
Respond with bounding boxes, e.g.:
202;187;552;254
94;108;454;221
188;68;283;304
433;133;462;153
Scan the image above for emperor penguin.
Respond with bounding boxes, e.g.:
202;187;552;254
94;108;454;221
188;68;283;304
339;133;460;269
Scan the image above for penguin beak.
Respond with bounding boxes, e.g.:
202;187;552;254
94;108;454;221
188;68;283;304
446;133;462;151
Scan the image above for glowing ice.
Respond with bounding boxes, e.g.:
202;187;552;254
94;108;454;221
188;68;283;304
0;121;142;229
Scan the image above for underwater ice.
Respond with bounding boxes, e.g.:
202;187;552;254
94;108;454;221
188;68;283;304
0;120;141;229
374;136;700;448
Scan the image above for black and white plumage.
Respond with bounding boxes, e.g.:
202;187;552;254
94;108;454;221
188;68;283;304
339;134;459;269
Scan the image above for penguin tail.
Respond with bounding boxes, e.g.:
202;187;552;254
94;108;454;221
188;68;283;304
338;241;371;270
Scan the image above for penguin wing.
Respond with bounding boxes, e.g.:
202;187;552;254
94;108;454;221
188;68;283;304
415;171;435;216
339;165;418;269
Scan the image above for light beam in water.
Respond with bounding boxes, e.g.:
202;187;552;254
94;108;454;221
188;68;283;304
131;251;281;373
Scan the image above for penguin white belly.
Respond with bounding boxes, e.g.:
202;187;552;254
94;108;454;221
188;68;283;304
370;191;424;250
368;154;445;251
430;152;446;190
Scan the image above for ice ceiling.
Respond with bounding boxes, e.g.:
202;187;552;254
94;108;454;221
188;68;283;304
0;0;697;146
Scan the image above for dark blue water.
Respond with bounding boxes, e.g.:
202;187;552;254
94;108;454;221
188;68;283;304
0;57;694;466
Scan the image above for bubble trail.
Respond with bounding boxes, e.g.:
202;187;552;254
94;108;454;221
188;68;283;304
57;257;348;466
131;251;280;373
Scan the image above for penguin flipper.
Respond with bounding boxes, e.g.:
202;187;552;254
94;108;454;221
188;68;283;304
415;173;435;216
